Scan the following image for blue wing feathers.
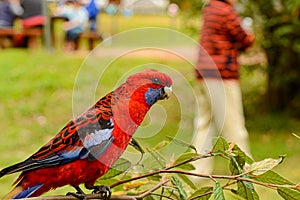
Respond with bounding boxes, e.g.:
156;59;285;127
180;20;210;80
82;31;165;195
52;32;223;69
0;121;115;176
35;126;114;164
13;184;43;199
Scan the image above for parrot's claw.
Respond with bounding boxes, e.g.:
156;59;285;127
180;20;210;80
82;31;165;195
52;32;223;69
67;186;87;200
88;185;111;199
66;192;86;200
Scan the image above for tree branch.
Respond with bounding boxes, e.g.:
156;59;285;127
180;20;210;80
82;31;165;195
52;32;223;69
24;194;137;200
135;179;170;199
110;169;299;191
23;180;170;200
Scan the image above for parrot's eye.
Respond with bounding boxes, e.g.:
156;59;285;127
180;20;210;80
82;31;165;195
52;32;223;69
152;77;160;84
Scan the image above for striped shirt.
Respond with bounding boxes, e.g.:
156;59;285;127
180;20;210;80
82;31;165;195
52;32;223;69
196;0;254;80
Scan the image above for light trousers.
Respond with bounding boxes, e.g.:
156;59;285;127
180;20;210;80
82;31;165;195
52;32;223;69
192;80;251;175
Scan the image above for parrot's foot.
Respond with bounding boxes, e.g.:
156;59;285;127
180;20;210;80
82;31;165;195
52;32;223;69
87;185;111;199
67;186;87;200
67;192;86;200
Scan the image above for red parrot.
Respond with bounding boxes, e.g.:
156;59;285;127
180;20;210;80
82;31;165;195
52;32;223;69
0;69;172;199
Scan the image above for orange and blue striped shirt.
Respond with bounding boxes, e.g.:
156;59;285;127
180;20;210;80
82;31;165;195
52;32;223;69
196;0;254;80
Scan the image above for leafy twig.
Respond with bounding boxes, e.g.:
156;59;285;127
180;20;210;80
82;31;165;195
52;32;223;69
189;181;238;200
110;166;298;192
165;153;214;170
135;179;170;199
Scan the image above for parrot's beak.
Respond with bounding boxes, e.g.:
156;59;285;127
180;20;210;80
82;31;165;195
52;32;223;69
160;86;172;100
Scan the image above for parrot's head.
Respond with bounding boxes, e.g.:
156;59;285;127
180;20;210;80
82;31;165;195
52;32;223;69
125;69;173;106
112;69;173;134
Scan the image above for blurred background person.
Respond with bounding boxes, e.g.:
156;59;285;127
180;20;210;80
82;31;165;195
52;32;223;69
0;0;23;47
7;0;46;47
192;0;254;179
55;0;88;51
0;0;23;29
83;0;101;33
19;0;45;29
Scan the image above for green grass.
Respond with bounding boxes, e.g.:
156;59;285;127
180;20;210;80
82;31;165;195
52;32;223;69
0;49;79;194
99;13;182;34
0;14;299;199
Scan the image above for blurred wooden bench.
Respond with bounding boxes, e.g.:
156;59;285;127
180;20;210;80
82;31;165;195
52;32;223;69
0;28;15;48
51;16;103;50
74;31;103;50
0;28;43;48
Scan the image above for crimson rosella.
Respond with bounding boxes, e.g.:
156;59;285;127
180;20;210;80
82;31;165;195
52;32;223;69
0;69;172;199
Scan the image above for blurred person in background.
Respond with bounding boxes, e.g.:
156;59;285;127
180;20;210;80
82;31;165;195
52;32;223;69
55;0;88;51
192;0;254;180
19;0;45;29
83;0;101;33
0;0;23;28
7;0;46;47
0;0;23;47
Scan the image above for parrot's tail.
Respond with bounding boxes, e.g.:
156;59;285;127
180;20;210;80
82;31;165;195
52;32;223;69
0;158;35;178
0;162;23;178
0;170;5;178
3;184;43;199
2;187;23;200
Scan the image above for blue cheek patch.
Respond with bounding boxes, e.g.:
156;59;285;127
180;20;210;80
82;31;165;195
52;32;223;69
145;88;162;106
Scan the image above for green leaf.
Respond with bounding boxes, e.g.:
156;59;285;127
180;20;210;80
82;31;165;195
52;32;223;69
190;186;213;200
230;156;245;175
176;162;196;171
146;174;162;182
228;145;255;192
99;158;131;180
235;181;259;200
212;137;229;153
277;187;300;200
153;140;169;151
244;180;255;192
96;178;120;190
146;147;166;168
249;157;284;176
173;152;198;170
229;144;247;175
231;144;247;164
213;182;225;200
245;155;254;164
250;170;294;185
174;152;199;165
274;25;294;37
177;173;198;190
129;138;145;164
166;135;198;153
172;176;188;200
130;137;145;154
143;195;156;200
162;185;180;199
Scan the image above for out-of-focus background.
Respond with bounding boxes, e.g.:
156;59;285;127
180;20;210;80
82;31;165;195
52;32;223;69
0;0;299;198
